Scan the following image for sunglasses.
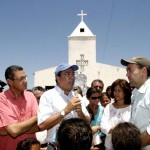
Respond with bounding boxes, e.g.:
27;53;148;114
91;96;101;100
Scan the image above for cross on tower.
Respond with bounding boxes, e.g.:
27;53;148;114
76;54;88;74
77;10;87;22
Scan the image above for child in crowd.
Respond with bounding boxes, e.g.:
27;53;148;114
112;122;142;150
16;138;40;150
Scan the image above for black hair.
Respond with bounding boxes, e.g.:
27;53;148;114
110;79;131;104
91;79;104;87
32;86;45;92
5;65;23;80
112;122;142;150
57;118;92;150
16;138;40;150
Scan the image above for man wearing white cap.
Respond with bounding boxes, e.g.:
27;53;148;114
38;63;90;150
121;56;150;150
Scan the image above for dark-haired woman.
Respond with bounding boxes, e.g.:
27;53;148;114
86;87;104;149
101;79;132;150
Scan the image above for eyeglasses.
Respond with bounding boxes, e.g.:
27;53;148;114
91;96;101;100
13;76;27;82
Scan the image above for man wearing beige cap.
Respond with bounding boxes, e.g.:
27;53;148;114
121;56;150;150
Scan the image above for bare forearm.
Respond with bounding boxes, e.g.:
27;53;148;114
77;111;91;123
38;112;64;131
27;124;40;133
4;116;37;138
39;97;82;130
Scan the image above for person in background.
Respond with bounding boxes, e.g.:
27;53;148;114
101;79;132;150
106;86;111;96
86;87;104;150
38;63;90;150
16;138;40;150
56;118;93;150
91;79;104;106
32;86;47;150
121;56;150;150
0;80;7;92
91;79;104;93
112;122;142;150
99;92;111;108
83;79;104;107
32;86;45;104
106;85;115;103
0;65;39;150
26;89;33;92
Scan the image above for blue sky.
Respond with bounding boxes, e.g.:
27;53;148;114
0;0;150;89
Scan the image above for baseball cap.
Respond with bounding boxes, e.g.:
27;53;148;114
121;56;150;71
55;63;79;76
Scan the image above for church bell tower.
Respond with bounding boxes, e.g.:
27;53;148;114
68;10;96;74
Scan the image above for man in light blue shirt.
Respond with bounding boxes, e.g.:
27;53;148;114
121;56;150;150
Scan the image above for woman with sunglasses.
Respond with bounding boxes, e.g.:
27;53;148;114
86;87;105;150
101;79;132;150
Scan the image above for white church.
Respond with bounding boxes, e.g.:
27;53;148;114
34;10;127;91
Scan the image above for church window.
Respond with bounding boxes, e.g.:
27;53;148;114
80;28;84;32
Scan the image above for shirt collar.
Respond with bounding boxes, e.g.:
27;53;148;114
7;89;25;99
55;85;73;97
133;78;150;94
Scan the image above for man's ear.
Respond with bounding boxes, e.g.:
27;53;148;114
142;67;148;76
6;79;12;86
56;76;60;83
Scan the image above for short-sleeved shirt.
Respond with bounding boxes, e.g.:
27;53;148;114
0;89;38;150
38;85;90;143
130;78;150;150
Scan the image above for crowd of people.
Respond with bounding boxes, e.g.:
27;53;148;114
0;56;150;150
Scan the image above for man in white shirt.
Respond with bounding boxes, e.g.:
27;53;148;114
38;63;90;150
121;56;150;150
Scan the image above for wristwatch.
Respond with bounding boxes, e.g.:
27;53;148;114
60;110;65;117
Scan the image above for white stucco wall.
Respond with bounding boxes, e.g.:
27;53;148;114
34;62;127;92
